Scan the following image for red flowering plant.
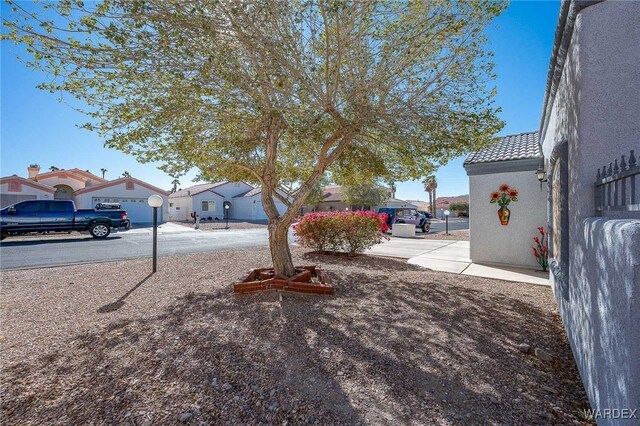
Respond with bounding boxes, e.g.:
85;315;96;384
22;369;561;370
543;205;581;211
293;211;389;256
531;226;549;272
490;184;519;206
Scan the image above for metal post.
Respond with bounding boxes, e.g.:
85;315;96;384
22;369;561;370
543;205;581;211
445;214;449;235
225;208;229;229
152;206;158;273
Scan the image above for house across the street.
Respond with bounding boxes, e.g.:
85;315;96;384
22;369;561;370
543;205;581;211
0;165;169;224
302;185;416;213
168;182;288;222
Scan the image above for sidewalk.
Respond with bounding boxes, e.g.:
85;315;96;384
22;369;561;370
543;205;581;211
121;222;197;234
366;237;549;286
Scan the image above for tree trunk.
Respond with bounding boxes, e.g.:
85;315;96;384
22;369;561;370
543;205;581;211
268;220;296;278
433;188;437;215
428;191;433;215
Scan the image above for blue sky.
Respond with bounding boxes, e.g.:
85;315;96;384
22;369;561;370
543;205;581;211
1;1;559;199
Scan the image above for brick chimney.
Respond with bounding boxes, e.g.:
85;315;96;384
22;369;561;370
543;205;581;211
27;164;40;180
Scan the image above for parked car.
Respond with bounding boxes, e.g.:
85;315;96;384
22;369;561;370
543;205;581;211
378;207;431;233
0;200;128;240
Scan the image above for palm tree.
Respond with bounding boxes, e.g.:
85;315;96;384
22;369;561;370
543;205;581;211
422;175;438;214
171;178;180;193
100;168;107;179
49;166;60;172
386;180;396;199
122;171;131;178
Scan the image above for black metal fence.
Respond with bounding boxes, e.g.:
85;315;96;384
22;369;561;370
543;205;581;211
595;149;639;214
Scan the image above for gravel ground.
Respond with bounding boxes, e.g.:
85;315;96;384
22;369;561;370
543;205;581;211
171;220;268;231
419;230;470;241
1;248;592;425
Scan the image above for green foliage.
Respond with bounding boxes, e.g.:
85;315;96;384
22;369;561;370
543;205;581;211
304;175;331;206
449;202;469;212
3;0;505;196
342;184;390;209
293;211;389;256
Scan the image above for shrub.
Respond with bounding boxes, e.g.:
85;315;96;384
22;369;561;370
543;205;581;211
531;226;549;271
293;211;389;255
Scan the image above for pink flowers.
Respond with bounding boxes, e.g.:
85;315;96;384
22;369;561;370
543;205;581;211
293;210;390;255
531;226;549;271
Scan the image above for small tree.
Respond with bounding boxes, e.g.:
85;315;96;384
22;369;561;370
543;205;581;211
342;184;389;211
4;1;505;277
121;171;131;178
49;166;60;172
449;201;469;215
170;178;181;193
100;168;108;179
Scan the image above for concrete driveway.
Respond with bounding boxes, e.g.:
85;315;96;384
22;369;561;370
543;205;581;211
366;237;548;286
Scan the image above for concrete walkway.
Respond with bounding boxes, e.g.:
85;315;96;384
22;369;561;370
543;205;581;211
366;238;549;286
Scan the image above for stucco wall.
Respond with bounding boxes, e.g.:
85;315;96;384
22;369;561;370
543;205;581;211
558;219;640;421
232;194;288;221
0;182;52;198
36;175;86;192
168;196;191;221
211;182;253;199
192;191;225;219
74;183;169;221
469;169;547;269
540;1;640;420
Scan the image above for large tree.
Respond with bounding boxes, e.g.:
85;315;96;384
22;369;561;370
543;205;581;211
4;0;504;276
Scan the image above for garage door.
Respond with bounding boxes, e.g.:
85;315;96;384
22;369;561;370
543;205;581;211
0;194;37;209
92;197;162;224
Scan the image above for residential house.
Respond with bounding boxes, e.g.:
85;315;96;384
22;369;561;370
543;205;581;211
0;165;170;223
168;182;288;222
304;185;416;213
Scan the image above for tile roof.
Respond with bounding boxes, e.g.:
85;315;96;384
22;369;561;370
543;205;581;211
169;181;228;198
464;131;541;165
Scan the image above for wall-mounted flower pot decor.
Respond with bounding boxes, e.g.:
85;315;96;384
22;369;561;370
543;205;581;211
490;184;518;226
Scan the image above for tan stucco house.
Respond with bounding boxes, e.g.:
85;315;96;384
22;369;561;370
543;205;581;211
0;165;169;223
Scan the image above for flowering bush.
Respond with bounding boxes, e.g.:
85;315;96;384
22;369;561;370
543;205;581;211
490;184;519;206
531;226;549;272
293;211;389;256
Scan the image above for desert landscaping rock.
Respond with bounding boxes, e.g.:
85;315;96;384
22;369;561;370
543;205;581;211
535;348;554;362
178;412;194;422
0;247;592;425
518;343;532;354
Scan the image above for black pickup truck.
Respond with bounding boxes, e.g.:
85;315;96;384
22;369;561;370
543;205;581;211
0;200;128;240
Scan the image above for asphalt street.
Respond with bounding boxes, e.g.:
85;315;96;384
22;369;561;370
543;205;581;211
0;219;469;270
0;227;277;270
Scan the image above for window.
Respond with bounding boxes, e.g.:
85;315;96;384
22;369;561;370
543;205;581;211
201;200;216;211
16;201;42;213
175;207;180;210
126;181;134;190
44;201;73;213
169;202;174;207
